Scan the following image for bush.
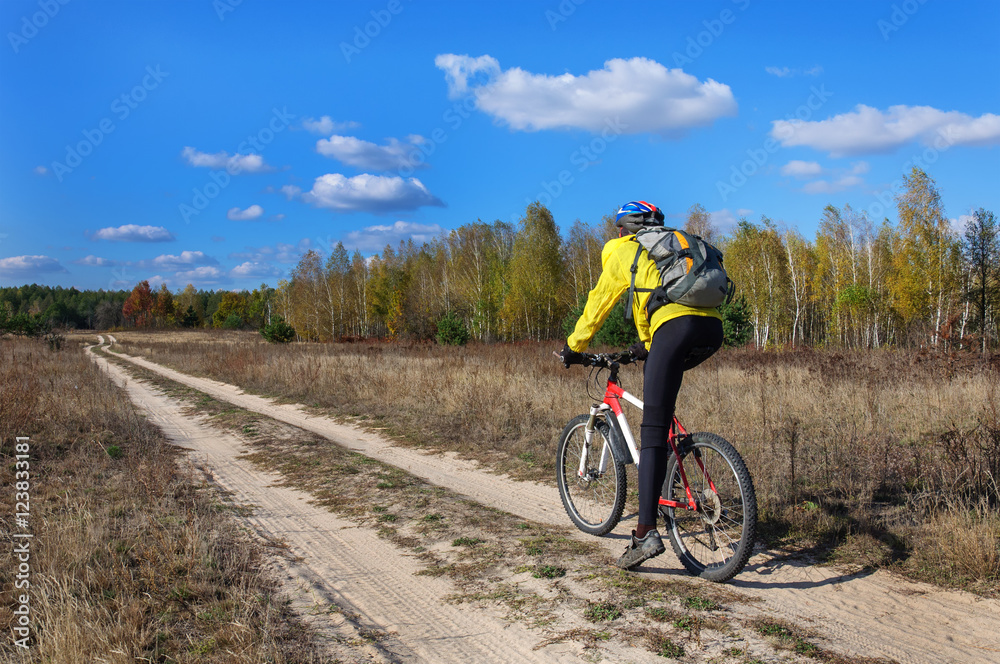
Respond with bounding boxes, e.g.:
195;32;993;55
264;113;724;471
719;296;753;347
561;295;639;348
220;314;244;329
181;306;200;328
260;316;296;343
436;311;470;346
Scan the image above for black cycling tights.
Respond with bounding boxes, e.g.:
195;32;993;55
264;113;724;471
637;315;724;529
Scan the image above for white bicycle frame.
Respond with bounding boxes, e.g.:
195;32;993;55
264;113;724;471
578;389;644;479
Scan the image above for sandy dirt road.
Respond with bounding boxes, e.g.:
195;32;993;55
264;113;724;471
97;341;1000;664
88;343;613;663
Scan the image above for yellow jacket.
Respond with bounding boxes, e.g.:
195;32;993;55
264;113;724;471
567;235;722;352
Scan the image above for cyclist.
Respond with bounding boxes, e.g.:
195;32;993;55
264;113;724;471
559;200;724;570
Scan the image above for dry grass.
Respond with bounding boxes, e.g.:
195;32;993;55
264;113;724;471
0;337;328;662
111;331;1000;594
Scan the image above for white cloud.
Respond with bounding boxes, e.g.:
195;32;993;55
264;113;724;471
435;54;737;135
279;184;302;199
771;104;1000;156
801;175;865;195
316;134;429;171
147;275;168;289
181;146;271;173
75;255;117;267
765;65;823;77
435;53;502;98
797;161;870;195
149;250;219;271
229;239;314;264
33;165;48;176
296;173;444;213
227;204;265;221
173;266;225;284
230;261;282;278
707;209;751;235
781;160;823;178
302;115;360;135
0;255;66;276
951;213;975;236
93;224;175;242
342;221;445;252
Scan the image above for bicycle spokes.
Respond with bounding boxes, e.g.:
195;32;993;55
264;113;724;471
662;433;757;582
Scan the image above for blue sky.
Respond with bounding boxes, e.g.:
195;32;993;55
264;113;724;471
1;0;998;291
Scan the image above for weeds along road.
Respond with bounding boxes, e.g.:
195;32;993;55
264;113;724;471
91;338;1000;664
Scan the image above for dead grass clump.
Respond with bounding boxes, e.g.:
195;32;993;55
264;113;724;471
901;500;1000;592
0;342;41;440
0;338;325;662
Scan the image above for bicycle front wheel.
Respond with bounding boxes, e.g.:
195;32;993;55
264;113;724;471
557;414;627;536
662;433;757;582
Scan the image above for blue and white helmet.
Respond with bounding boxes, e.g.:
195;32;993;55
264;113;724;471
615;200;665;234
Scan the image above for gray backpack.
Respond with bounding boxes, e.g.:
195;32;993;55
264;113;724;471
624;227;733;321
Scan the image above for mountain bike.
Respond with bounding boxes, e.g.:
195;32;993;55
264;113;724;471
556;350;757;582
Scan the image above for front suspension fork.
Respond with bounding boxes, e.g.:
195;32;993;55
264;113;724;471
577;406;611;479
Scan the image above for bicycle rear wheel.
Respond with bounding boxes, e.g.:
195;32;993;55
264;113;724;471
557;414;627;536
661;432;757;582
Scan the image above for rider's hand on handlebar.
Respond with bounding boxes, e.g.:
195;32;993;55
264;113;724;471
626;342;648;362
558;343;586;368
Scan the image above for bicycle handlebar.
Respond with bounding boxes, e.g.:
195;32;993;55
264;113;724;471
561;350;639;369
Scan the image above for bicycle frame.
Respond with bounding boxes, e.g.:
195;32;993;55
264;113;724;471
580;371;715;513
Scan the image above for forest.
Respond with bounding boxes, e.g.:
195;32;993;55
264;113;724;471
3;168;997;351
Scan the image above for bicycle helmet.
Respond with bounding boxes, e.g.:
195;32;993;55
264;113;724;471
615;200;665;235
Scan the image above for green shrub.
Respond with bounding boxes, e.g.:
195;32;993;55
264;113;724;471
436;311;470;346
221;314;244;330
719;296;753;347
259;316;296;343
181;306;200;328
562;295;638;348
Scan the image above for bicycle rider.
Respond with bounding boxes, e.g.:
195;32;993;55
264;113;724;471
559;200;724;570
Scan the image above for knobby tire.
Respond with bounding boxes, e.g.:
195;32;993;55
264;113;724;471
557;414;627;536
662;432;757;582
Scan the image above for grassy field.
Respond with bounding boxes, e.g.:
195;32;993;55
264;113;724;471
111;330;1000;595
0;337;329;662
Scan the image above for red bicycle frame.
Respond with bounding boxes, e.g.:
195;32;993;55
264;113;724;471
598;376;717;512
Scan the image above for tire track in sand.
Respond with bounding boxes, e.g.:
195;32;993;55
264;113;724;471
102;342;1000;664
88;345;586;664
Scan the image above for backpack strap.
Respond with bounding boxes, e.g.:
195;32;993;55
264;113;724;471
624;239;653;322
663;231;707;303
